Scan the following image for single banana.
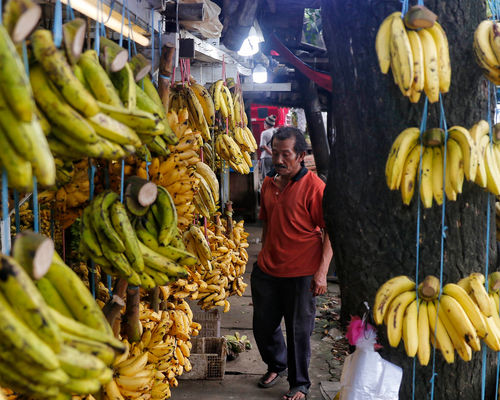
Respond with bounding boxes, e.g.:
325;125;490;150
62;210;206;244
439;294;480;351
407;30;425;94
386;290;416;348
447;138;465;194
427;300;455;363
402;299;418;357
442;283;488;338
426;23;451;93
389;16;413;95
375;12;401;74
418;28;440;103
419;146;434;208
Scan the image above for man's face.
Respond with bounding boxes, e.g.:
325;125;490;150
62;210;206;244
272;137;305;178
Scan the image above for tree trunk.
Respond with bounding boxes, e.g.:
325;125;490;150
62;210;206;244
321;1;497;398
298;74;330;182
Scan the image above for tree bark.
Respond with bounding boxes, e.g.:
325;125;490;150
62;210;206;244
321;1;497;398
298;74;330;181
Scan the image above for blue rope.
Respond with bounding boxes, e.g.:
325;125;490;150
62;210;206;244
2;170;9;255
429;94;449;400
0;0;2;23
151;10;155;83
146;154;151;181
87;161;96;298
481;82;495;400
119;0;126;47
126;4;138;56
400;0;409;16
156;19;162;87
412;96;428;400
53;0;63;48
66;0;75;21
33;177;38;233
13;191;20;233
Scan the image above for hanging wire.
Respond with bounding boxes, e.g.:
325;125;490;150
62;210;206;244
151;10;155;84
53;0;63;47
2;170;9;255
87;161;97;298
400;0;409;16
411;96;429;400
66;0;75;21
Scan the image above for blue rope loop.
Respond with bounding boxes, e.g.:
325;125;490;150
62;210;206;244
412;96;428;400
400;0;409;16
2;170;9;255
66;0;75;21
151;10;155;84
53;0;63;48
32;177;39;233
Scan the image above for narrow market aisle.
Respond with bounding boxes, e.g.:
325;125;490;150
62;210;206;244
175;224;342;400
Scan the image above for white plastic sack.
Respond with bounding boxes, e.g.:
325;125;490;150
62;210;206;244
339;329;402;400
180;0;223;39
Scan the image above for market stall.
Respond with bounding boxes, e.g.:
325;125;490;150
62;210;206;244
0;0;261;398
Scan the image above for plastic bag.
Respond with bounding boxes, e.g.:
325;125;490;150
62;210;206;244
339;321;402;400
180;0;223;39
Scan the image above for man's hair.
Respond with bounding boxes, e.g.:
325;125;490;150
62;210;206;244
271;126;307;154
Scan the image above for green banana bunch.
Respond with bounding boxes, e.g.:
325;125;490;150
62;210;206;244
0;232;124;398
80;184;195;288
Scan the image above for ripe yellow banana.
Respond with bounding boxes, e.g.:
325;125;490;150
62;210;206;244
418;28;439;103
448;126;477;181
375;12;401;74
386;127;420;190
419;146;433;208
389;16;413;95
446;138;465;194
402;299;418;357
386;290;416;348
436;300;473;361
407;30;425;94
400;144;421;205
427;300;454;363
426;23;451;93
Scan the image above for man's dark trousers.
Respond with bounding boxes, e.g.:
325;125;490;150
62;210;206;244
251;264;316;390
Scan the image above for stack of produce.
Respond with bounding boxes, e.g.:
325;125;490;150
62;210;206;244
230;86;258;163
137;108;204;227
385;124;478;206
169;81;213;141
473;20;500;84
79;181;195;288
0;231;124;398
29;27;176;160
373;272;500;365
183;220;249;312
104;298;200;400
375;6;450;103
0;8;55;191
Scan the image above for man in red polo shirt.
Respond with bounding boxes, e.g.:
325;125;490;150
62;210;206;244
252;127;332;400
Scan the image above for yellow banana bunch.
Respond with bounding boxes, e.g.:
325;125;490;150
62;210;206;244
169;83;212;141
375;11;450;103
473;20;500;85
181;219;248;312
373;273;500;365
386;125;477;207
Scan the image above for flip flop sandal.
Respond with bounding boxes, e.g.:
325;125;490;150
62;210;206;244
283;386;308;399
257;370;287;388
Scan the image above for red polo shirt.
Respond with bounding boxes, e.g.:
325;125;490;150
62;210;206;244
258;167;326;277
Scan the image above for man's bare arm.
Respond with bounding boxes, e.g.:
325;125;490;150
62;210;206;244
311;230;333;296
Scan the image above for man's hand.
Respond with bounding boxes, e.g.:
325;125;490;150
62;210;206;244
310;269;327;296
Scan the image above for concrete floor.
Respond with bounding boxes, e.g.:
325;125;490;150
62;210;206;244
174;223;341;400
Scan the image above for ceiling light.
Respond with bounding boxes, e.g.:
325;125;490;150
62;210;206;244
252;63;267;83
59;0;150;46
238;27;260;56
